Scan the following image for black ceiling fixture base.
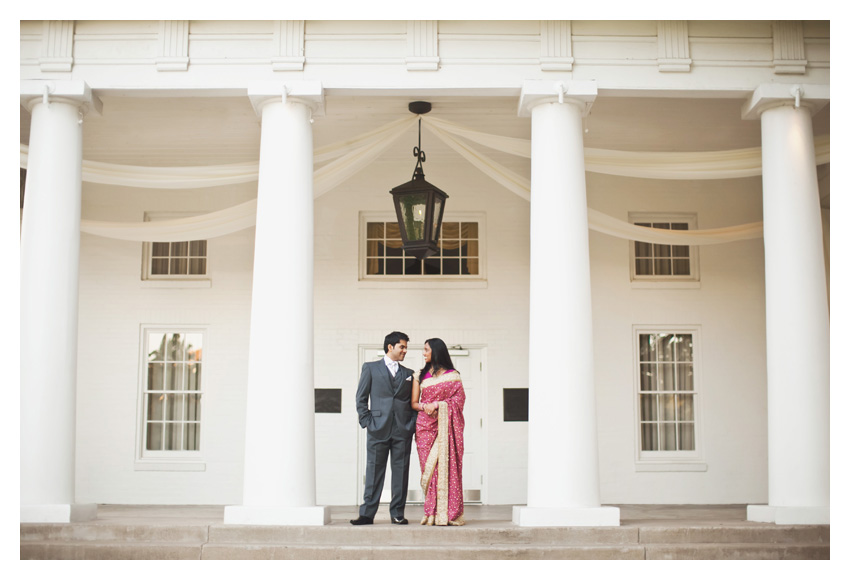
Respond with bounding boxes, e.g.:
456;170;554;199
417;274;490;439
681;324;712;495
408;101;432;115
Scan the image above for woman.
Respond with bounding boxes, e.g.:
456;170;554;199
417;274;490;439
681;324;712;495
410;338;465;526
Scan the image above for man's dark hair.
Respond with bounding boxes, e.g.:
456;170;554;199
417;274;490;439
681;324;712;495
383;331;410;354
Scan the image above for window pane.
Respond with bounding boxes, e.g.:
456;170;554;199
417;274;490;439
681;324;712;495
183;423;200;451
461;222;478;238
442;243;460;257
146;423;163;451
186;394;201;421
678;423;695;451
442;222;459;239
657;335;675;361
653;243;671;258
187;364;202;391
167;363;186;390
424;258;440;275
660;394;676;421
170;258;188;275
185;334;203;361
466;240;479;257
386;259;403;275
658;363;675;391
188;258;206;275
167;394;185;420
148;332;167;360
166;334;184;362
639;334;656;361
660;423;677;451
635;258;653;276
147;363;164;390
639;364;655;391
641;423;658;451
678;363;694;390
151;258;169;275
654;258;672;275
152;242;170;257
147;393;164;421
672;259;690;275
367;258;382;275
676;334;693;361
367;222;384;238
386;243;403;257
462;258;479;275
404;258;421;275
164;423;181;450
672;245;690;258
189;240;207;257
640;394;657;421
635;241;651;258
443;259;460;275
386;222;401;239
678;394;694;421
171;242;188;257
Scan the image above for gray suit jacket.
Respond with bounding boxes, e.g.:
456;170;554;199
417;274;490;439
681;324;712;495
355;359;417;442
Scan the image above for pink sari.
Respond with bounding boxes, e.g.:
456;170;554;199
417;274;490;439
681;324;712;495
415;369;465;526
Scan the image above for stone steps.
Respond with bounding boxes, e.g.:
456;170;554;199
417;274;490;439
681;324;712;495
20;522;830;560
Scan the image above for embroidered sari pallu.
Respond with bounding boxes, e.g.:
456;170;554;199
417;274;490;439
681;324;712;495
416;370;465;526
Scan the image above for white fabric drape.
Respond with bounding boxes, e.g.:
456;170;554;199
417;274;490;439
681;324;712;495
18;115;829;244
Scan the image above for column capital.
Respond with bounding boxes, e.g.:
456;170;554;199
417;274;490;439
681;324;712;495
518;80;597;117
247;81;325;118
20;80;102;117
741;83;829;120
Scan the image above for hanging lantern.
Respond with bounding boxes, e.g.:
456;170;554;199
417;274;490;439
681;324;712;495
389;101;449;260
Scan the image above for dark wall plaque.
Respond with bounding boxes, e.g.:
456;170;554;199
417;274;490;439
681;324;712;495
315;388;342;413
503;388;529;422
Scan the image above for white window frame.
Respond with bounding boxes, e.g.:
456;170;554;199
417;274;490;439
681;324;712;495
135;324;206;471
633;325;706;472
141;212;211;289
628;212;700;289
358;211;487;289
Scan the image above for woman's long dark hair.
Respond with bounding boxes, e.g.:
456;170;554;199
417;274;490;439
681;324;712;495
419;338;455;382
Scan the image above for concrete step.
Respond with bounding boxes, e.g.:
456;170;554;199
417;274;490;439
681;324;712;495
20;522;830;560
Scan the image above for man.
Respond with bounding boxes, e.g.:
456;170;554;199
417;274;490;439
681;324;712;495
350;331;417;525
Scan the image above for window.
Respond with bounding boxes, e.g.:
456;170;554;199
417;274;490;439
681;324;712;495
629;213;699;285
140;329;204;457
361;215;484;280
141;212;209;282
635;329;701;462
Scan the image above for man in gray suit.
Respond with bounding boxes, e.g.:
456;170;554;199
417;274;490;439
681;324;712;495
350;331;417;525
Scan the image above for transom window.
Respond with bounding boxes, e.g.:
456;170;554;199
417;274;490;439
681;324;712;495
636;331;698;456
142;330;203;454
150;240;207;277
365;220;480;277
629;213;699;284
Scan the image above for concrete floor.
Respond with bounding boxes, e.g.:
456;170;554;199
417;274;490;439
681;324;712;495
88;504;759;528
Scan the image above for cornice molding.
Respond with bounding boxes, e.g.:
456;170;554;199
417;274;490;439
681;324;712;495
156;21;189;72
39;21;74;73
773;21;807;75
540;21;574;72
657;21;691;73
272;20;306;71
406;20;439;71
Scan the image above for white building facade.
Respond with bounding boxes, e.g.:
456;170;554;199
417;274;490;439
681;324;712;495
20;20;830;526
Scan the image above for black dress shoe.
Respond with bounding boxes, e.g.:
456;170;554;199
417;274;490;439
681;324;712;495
391;517;408;525
350;515;374;525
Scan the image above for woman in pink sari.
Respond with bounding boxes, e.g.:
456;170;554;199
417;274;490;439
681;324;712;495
411;338;465;526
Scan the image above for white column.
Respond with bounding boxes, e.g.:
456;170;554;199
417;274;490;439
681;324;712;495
743;85;830;525
513;81;619;527
225;83;329;525
20;82;99;523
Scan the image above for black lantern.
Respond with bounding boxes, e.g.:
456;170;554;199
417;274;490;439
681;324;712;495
389;101;449;260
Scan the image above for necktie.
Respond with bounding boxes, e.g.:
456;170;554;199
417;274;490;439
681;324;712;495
389;361;398;377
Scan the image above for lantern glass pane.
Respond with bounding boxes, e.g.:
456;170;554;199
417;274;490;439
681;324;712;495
432;198;443;240
399;193;428;241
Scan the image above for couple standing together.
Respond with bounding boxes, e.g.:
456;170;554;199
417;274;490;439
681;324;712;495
350;331;466;526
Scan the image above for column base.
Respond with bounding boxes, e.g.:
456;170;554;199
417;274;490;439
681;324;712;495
747;504;829;524
21;503;97;523
512;505;620;527
224;505;330;526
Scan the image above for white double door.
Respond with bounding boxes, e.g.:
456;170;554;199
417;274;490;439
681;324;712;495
357;346;484;504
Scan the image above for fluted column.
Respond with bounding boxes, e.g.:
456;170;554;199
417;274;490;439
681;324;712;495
224;82;329;525
20;81;100;523
513;81;619;527
743;85;830;525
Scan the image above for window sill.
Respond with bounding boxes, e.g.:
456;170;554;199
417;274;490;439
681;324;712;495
635;462;707;472
630;280;701;290
358;279;487;289
134;460;206;472
140;279;211;289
